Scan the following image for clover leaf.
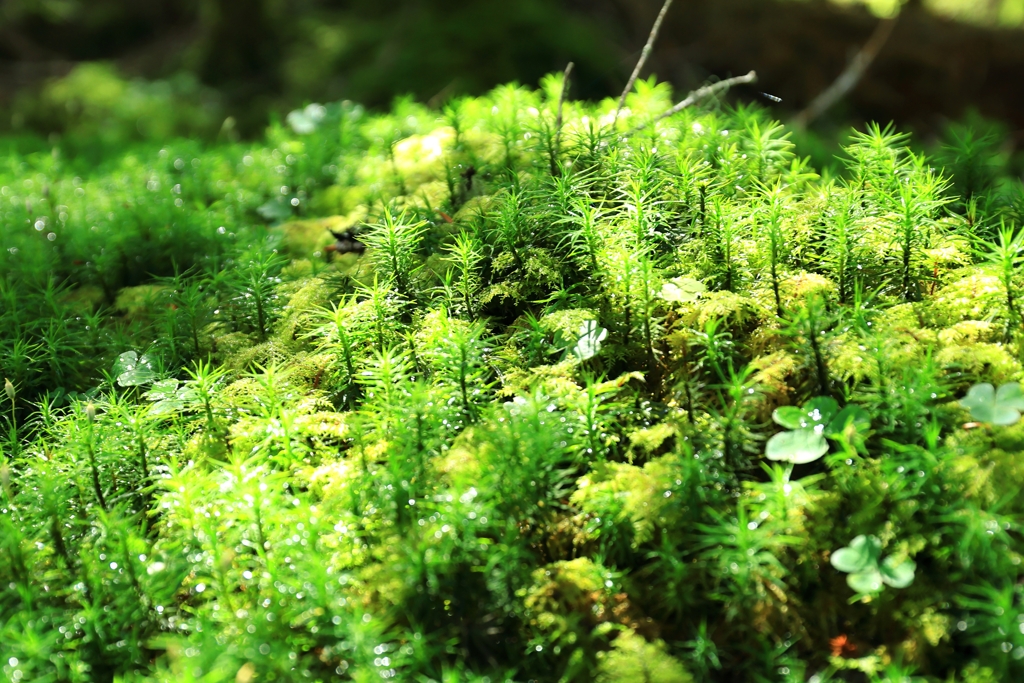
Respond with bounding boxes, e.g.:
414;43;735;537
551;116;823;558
765;428;829;464
766;397;871;464
113;351;158;387
960;382;1024;426
143;379;198;416
825;405;872;441
830;534;881;573
573;320;608;362
772;396;839;430
879;555;917;589
830;535;915;595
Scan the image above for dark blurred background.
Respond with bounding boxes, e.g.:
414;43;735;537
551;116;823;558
2;0;1024;140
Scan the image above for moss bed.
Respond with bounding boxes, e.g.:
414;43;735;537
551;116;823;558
3;76;1024;682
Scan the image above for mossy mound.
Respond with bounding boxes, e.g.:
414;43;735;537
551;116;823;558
3;75;1024;683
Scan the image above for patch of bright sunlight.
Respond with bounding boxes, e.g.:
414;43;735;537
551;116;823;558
830;0;902;18
927;0;1024;26
828;0;1024;25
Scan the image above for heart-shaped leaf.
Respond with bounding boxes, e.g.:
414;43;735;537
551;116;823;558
659;278;706;304
143;379;197;416
143;379;180;402
573;321;608;362
113;351;157;387
830;535;881;573
831;535;913;595
804;397;839;425
879;555;916;588
846;568;884;594
765;428;829;464
825;405;872;439
960;382;1024;426
771;406;809;430
772;396;839;430
112;351;139;376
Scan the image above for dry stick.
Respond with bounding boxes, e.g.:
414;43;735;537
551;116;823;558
614;0;676;122
552;61;575;176
793;14;899;128
626;71;759;137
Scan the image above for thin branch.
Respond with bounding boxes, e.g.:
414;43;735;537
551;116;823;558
615;0;676;122
552;62;575;176
793;14;899;128
626;71;758;136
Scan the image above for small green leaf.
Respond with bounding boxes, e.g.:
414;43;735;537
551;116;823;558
573;321;608;362
879;555;916;588
961;382;1024;426
771;406;808;430
772;396;838;430
112;351;139;376
825;405;872;438
143;379;180;402
830;535;880;573
804;397;839;426
143;379;197;416
659;277;706;304
150;398;188;416
114;351;157;387
829;547;867;573
765;428;829;464
847;568;884;594
996;382;1024;410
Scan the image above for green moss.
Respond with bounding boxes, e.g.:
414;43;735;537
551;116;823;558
276;217;346;258
539;309;598;340
595;630;693;683
6;72;1024;683
925;269;1006;327
683;290;765;330
572;454;688;547
114;284;169;319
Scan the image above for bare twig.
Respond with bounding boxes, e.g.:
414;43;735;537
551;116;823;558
552;62;574;176
615;0;676;122
793;14;899;128
627;71;758;136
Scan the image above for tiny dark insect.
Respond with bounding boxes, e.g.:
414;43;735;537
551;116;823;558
326;228;366;256
461;165;477;192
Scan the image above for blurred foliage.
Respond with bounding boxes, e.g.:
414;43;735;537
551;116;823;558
4;0;1024;139
1;0;619;134
810;0;1024;23
9;63;225;147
